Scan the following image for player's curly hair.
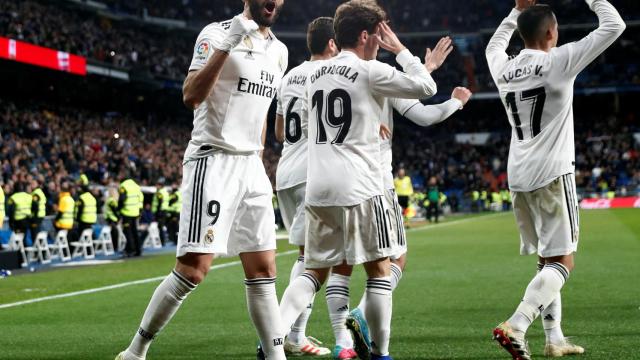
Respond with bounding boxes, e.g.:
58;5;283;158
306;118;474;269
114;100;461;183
307;17;335;55
334;0;387;49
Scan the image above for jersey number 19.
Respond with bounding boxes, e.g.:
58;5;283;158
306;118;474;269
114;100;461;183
312;89;352;145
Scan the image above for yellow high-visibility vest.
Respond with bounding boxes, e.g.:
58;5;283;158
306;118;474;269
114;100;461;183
394;176;414;197
105;197;119;222
120;179;142;217
32;188;47;218
8;192;32;221
77;192;97;224
56;192;75;229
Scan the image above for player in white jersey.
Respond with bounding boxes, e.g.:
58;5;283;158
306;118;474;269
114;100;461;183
486;1;625;359
345;49;473;359
116;1;290;360
274;17;338;357
278;2;437;359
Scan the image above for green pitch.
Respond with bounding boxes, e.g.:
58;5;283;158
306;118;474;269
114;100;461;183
1;209;638;359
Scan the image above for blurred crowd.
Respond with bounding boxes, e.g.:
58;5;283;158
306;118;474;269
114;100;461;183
1;0;640;90
0;0;191;79
0;99;189;204
100;0;640;31
1;96;638;227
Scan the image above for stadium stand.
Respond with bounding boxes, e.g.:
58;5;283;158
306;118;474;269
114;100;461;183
0;0;639;262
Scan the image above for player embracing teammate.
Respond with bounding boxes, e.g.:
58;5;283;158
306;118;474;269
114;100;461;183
487;0;625;359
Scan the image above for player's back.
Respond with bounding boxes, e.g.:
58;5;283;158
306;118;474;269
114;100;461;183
488;0;625;192
275;61;316;191
494;50;578;192
305;51;385;207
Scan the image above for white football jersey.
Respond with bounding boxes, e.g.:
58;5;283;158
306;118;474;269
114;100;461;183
486;0;625;192
305;50;437;207
184;17;289;159
275;61;316;191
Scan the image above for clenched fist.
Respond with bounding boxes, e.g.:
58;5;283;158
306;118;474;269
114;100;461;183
452;87;472;107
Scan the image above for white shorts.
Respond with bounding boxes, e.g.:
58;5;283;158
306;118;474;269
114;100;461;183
277;183;306;247
386;189;407;260
305;195;398;269
177;152;276;258
512;174;579;258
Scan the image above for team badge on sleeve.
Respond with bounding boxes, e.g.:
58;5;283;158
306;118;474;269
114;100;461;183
195;40;210;61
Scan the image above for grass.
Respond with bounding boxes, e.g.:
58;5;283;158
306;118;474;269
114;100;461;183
0;209;638;359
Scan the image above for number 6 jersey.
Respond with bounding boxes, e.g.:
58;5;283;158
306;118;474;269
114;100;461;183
304;50;437;207
275;61;317;191
486;0;625;192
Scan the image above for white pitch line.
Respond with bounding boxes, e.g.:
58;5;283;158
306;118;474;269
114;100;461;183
0;212;509;310
0;249;298;310
406;212;508;233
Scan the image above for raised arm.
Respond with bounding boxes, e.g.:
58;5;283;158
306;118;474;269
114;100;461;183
370;23;437;99
486;7;522;82
183;15;258;110
554;0;626;77
393;87;472;127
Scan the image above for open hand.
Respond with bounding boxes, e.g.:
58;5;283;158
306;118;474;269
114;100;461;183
380;123;392;140
375;22;406;55
425;36;454;73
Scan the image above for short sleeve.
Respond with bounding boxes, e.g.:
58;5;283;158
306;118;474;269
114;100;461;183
189;24;227;72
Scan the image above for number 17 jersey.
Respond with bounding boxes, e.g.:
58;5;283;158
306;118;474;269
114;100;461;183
488;3;625;192
275;61;316;191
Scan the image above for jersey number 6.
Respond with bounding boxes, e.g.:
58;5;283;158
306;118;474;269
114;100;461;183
285;97;303;144
312;89;352;145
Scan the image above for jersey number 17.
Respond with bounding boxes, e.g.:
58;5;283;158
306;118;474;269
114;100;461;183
505;87;547;141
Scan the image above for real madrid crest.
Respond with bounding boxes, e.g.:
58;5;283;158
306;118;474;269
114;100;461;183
204;228;215;245
243;36;255;60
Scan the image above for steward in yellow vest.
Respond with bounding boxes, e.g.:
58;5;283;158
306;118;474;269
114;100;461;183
119;179;142;257
75;184;97;241
30;187;47;235
167;187;182;244
55;184;75;231
152;183;171;245
8;185;32;235
394;169;413;216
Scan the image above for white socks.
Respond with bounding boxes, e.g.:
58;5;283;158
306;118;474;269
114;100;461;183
357;262;403;315
127;270;196;358
365;277;393;357
508;263;570;337
326;273;353;349
280;272;321;337
288;256;315;345
245;278;286;360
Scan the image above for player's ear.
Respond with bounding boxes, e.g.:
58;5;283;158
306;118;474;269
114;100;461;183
359;30;369;47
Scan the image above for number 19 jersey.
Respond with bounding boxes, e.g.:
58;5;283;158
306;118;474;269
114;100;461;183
305;50;437;207
275;61;316;191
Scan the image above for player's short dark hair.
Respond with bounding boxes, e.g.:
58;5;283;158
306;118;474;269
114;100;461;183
517;5;556;44
334;0;387;49
307;17;335;55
